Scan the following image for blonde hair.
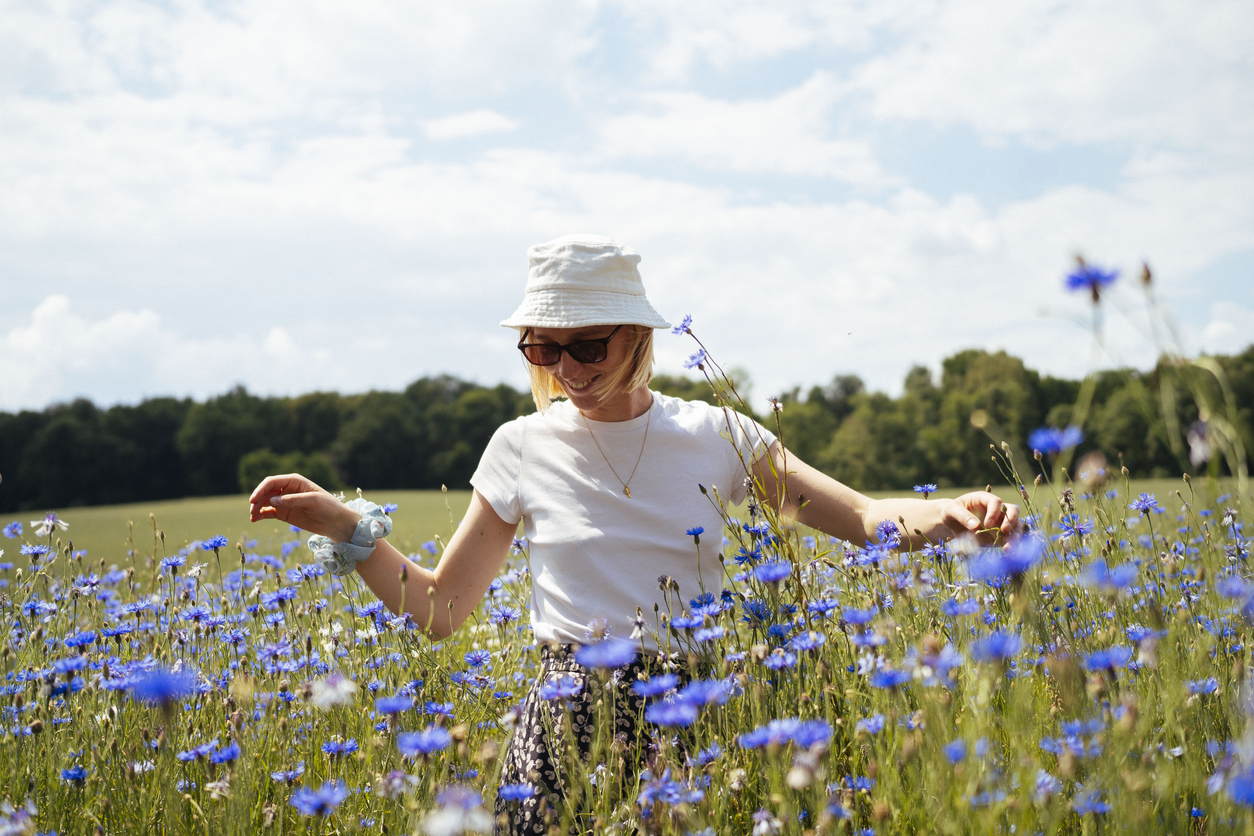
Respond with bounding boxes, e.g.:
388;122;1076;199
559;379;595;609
520;324;655;413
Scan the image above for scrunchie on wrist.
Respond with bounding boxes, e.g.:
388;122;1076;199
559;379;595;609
307;497;393;576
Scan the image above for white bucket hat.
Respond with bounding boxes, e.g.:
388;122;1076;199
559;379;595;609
500;234;671;330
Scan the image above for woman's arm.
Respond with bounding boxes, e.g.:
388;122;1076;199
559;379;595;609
355;491;517;638
249;476;517;638
750;443;1019;546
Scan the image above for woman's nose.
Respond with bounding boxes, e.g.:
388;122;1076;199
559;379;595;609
555;351;585;379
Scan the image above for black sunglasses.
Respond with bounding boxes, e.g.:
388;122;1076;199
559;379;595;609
517;325;624;366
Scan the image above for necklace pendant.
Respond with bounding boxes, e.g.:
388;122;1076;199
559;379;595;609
623;486;632;499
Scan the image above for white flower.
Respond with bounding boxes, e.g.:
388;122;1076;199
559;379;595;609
31;513;68;537
187;563;206;579
309;674;357;710
421;787;492;836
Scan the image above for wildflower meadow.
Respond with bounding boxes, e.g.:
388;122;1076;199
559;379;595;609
1;262;1251;835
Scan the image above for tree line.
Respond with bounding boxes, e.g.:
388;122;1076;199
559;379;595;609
1;345;1250;512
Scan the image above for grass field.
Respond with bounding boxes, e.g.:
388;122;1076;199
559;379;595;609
13;476;1226;574
2;466;1250;833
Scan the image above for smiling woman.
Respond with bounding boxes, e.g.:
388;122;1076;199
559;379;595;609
248;233;1020;835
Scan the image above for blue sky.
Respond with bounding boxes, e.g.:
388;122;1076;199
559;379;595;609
1;0;1251;411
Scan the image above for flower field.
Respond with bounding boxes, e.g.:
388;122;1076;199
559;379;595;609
1;463;1250;834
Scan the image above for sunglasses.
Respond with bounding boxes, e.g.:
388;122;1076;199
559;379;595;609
517;324;624;366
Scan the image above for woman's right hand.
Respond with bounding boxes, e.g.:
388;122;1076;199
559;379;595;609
248;473;360;542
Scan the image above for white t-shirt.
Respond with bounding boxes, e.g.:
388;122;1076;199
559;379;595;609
470;391;778;652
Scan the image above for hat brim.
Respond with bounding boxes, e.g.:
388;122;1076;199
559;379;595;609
500;289;670;330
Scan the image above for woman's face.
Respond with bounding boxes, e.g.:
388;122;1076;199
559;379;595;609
526;324;632;411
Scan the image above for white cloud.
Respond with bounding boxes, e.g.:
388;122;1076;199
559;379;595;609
423;110;518;141
0;0;1251;415
1201;302;1254;357
851;0;1254;148
597;73;893;185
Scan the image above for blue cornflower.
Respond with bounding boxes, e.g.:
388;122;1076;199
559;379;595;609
159;554;186;572
855;714;884;735
1034;770;1062;801
637;768;704;807
1059;514;1095;539
738;718;799;749
61;765;88;785
971;631;1022;663
2;522;21;538
670;614;704;630
762;649;797;670
290;781;348;816
941;598;981;617
321;739;359;757
677;679;729;707
421;541;438;555
203;535;229;551
1082;645;1132;671
538;675;582;701
868;669;911;689
914;484;938;497
425;701;455;717
397;726;451;757
967;537;1044;584
382;502;398;514
464;649;492;668
498;783;535;801
575;639;637;669
64;630;96;648
741;599;772;625
1228;769;1254;806
1070;786;1112;815
20;544;48;557
682;348;706;370
129;667;199;707
842;607;876;626
645;700;698;727
489;605;522;624
789;631;826;652
271;762;306;783
178;739;219;761
1129;493;1163;514
375;695;414;715
694;626;725;643
1081;559;1138;592
1028;425;1084;455
671;314;693;335
1065;262;1119;300
1188;677;1220;695
944;740;967;764
632;674;678;697
752;561;792;584
695;743;723;765
686;526;704;542
875;519;901;546
210;740;241;764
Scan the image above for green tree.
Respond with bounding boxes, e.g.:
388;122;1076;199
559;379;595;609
176;386;286;496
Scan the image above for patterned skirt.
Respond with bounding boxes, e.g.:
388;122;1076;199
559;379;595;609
494;644;672;835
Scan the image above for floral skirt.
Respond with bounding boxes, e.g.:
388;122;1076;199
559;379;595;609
494;644;667;835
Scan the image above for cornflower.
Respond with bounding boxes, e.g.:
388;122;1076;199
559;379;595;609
1028;425;1084;455
1064;261;1119;302
32;513;68;537
290;781;347;817
398;726;452;757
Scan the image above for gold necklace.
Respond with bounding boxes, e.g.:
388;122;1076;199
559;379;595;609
580;402;652;498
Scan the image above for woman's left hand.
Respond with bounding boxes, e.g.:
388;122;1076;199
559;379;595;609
940;491;1021;545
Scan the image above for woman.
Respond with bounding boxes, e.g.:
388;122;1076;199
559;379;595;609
248;234;1019;833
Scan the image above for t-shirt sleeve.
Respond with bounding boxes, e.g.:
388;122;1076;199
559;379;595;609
469;419;524;525
723;408;779;506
